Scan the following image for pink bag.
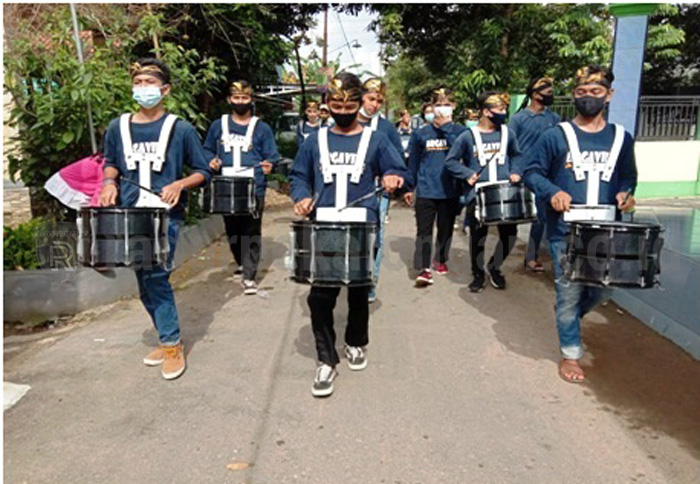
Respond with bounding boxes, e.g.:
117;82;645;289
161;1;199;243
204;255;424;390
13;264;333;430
44;154;105;209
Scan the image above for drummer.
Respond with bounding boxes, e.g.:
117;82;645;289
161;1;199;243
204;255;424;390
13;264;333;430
357;77;405;302
203;80;281;295
99;58;212;380
445;91;523;293
404;87;467;287
296;100;321;148
524;65;637;383
509;76;561;273
290;72;410;397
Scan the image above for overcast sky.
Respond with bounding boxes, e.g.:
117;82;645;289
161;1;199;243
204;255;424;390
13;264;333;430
296;9;383;78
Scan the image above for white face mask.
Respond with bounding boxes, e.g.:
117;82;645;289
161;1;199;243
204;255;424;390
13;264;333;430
360;106;380;119
434;106;453;118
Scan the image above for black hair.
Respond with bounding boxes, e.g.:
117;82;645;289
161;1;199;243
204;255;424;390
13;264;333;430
477;90;501;112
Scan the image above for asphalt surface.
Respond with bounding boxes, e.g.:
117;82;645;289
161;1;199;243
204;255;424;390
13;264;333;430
4;204;700;484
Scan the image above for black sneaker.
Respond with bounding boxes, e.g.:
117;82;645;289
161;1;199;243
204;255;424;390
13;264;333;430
469;273;486;293
311;363;338;397
488;267;506;289
233;267;243;279
344;345;368;371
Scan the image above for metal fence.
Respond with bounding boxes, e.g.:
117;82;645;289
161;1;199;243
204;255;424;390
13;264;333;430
550;95;700;141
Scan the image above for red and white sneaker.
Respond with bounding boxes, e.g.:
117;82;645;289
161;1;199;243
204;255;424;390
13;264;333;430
415;269;434;287
433;261;449;275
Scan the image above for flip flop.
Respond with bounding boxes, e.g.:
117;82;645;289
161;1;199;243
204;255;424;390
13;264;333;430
525;260;545;273
559;359;585;383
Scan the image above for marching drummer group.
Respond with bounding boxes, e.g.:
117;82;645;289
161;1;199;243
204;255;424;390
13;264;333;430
95;57;637;396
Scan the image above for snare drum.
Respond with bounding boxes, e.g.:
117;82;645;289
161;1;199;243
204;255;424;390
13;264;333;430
564;221;664;288
203;176;257;216
77;207;169;268
289;220;377;287
475;181;537;225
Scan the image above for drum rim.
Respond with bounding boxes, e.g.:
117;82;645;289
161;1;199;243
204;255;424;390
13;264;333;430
291;220;377;228
571;220;663;231
80;207;168;214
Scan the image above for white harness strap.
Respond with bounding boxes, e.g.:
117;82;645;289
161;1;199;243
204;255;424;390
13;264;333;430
317;127;373;221
221;115;258;178
370;115;379;132
470;125;508;185
119;113;178;208
560;121;624;205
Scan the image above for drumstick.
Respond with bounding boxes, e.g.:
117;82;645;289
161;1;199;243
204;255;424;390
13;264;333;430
338;186;385;212
475;150;501;178
120;177;161;197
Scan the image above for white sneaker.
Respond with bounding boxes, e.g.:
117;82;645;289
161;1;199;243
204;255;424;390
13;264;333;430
233;267;243;279
344;345;368;371
242;279;258;295
311;363;338;397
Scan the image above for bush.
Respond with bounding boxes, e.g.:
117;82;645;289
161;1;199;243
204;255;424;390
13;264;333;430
3;218;47;270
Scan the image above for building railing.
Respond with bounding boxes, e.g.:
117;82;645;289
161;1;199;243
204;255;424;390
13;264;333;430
550;95;700;141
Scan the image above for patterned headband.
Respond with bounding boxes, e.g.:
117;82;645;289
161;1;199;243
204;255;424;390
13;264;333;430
306;101;319;110
575;67;611;88
230;81;254;96
485;93;510;107
432;88;454;102
363;78;386;96
130;62;166;82
328;78;362;102
532;77;554;90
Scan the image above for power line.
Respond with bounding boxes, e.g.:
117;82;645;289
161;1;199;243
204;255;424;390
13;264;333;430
335;11;357;67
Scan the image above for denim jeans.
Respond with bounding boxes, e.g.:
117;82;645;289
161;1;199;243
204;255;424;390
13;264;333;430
373;194;390;285
135;217;182;346
550;239;609;360
525;198;548;262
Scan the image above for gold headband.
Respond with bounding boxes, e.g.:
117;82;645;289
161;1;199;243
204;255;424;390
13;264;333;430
230;81;253;96
306;101;319;110
130;62;164;79
363;78;386;96
575;68;609;87
485;93;510;107
328;78;362;102
533;77;554;90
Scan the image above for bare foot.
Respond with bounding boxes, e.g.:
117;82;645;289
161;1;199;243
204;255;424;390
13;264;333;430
559;358;585;383
525;260;544;273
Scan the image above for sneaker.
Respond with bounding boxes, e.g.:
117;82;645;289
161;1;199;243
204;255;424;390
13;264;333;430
242;279;258;295
488;266;507;289
233;267;243;279
161;343;186;380
143;347;164;366
415;269;434;287
368;286;377;303
469;273;486;293
311;363;338;397
433;261;449;275
344;345;368;371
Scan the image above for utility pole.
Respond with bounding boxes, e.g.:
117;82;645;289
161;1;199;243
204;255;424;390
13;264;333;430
322;5;328;68
69;3;97;153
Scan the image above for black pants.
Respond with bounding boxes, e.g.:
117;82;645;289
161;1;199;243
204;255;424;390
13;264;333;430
308;285;370;366
414;197;460;270
223;196;265;280
466;200;518;276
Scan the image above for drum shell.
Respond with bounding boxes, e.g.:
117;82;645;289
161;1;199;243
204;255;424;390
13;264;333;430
78;207;169;268
564;221;664;289
477;182;536;225
290;221;376;287
204;176;256;215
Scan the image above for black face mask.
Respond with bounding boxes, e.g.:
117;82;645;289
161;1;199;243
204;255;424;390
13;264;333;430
231;102;252;115
489;112;507;126
574;95;606;117
331;110;358;128
538;93;554;106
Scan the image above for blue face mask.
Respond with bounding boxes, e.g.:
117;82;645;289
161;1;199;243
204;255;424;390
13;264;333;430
424;113;435;124
466;120;478;128
132;85;164;108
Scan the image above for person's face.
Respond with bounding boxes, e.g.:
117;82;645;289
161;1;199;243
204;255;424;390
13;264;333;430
328;98;360;115
319;109;329;120
362;92;384;116
132;74;169;95
484;103;507;119
423;106;434;118
533;86;553;102
306;107;319;121
402;112;410;123
228;93;253;105
433;100;455;110
573;83;612;102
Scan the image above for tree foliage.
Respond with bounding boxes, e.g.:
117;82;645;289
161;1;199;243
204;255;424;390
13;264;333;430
367;3;685;109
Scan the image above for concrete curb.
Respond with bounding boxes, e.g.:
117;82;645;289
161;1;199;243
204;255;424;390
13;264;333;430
3;216;225;324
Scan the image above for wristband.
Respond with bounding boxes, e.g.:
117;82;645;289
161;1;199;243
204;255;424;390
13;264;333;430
102;178;119;187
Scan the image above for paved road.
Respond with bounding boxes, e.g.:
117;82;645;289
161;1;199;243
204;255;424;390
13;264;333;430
5;204;700;483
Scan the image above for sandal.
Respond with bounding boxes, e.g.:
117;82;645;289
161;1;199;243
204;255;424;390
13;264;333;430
525;260;545;273
558;359;585;383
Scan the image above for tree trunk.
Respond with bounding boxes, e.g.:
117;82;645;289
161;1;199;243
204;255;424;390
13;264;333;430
500;4;516;60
